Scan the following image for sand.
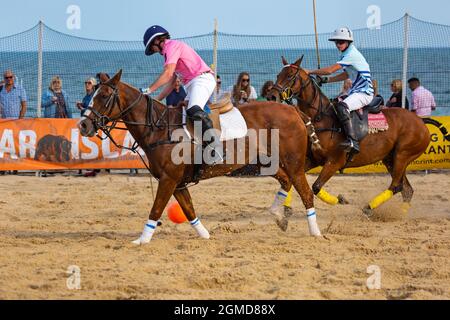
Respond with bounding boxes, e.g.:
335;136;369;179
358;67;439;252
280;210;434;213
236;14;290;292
0;171;448;300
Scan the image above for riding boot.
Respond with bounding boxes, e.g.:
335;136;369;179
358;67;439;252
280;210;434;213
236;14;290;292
340;119;360;154
187;105;224;164
335;102;360;154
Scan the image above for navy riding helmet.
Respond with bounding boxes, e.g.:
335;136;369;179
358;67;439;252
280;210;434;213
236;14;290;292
143;25;170;56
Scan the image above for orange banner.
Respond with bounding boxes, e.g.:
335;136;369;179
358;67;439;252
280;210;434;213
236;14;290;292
0;119;147;170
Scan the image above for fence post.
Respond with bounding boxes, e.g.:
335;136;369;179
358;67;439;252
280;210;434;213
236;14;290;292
212;18;218;103
401;13;409;109
37;21;44;118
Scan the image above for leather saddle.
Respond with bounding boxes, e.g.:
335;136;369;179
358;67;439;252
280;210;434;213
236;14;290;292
185;93;234;139
350;95;384;141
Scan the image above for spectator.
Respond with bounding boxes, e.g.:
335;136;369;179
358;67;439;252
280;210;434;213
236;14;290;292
42;76;72;118
165;76;186;107
229;72;257;105
209;75;226;103
75;77;99;177
256;81;274;101
76;77;97;116
338;79;352;97
408;77;436;116
0;70;27;119
386;79;409;109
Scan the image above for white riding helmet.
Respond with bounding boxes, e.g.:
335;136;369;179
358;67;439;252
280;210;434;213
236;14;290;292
328;27;354;42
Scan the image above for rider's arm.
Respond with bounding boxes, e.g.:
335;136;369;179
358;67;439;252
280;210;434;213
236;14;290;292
148;63;176;94
156;74;177;101
327;72;349;83
307;63;342;76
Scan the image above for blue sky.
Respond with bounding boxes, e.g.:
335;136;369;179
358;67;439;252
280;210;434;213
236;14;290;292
1;0;449;40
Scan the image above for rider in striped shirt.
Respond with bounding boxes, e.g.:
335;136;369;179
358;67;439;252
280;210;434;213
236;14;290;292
305;27;374;155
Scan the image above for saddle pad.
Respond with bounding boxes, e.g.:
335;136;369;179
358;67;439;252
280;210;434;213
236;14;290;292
368;113;389;133
182;107;248;142
218;107;248;141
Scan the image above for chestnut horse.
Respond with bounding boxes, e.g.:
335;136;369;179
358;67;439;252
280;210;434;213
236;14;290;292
267;56;430;217
78;70;322;244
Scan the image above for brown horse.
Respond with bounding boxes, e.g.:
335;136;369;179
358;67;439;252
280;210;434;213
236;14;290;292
78;70;322;244
267;56;430;217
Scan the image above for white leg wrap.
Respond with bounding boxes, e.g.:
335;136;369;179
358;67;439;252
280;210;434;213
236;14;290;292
132;219;157;245
190;218;210;239
270;189;288;217
306;208;322;237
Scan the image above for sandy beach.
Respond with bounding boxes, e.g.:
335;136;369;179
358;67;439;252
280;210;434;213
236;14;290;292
0;171;448;300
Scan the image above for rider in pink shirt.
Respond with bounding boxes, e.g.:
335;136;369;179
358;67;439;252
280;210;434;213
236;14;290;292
162;39;212;85
142;25;222;164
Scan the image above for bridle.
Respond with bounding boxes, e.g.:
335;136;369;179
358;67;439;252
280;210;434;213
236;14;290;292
83;82;182;153
272;64;334;122
272;64;303;105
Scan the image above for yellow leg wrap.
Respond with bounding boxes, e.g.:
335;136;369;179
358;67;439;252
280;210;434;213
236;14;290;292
401;202;411;214
316;189;339;205
283;188;293;207
369;190;394;209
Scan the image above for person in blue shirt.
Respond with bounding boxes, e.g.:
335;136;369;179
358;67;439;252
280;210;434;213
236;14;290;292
0;70;27;119
76;77;97;116
165;76;186;107
42;76;72;118
305;27;374;154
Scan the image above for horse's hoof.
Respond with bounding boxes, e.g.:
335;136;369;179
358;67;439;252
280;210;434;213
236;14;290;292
283;206;294;218
362;205;374;218
338;194;349;205
276;217;288;232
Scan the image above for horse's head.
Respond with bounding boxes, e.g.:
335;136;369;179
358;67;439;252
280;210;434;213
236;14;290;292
267;55;308;104
79;70;123;137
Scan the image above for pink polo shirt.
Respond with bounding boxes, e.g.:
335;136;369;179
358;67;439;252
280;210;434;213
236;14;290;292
411;86;436;117
162;39;212;85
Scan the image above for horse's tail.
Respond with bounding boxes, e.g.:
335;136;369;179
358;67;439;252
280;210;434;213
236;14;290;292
422;117;450;141
296;109;324;152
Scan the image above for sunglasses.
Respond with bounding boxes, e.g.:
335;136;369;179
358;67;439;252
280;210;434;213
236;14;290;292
4;76;13;79
85;82;93;85
217;81;222;84
242;79;250;82
335;40;347;45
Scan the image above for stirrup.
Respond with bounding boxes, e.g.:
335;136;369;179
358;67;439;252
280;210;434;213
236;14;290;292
340;139;360;154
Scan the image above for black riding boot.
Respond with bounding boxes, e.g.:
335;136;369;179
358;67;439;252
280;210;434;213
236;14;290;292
187;105;224;164
336;102;360;154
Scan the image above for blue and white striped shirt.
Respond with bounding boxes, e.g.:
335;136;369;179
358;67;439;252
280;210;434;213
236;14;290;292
337;44;374;95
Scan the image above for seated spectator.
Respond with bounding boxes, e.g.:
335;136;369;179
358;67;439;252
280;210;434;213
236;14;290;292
408;77;436;116
338;79;352;97
0;70;27;119
166;76;186;107
42;76;72;118
386;79;409;109
209;75;226;103
229;72;257;105
257;81;274;101
76;77;97;116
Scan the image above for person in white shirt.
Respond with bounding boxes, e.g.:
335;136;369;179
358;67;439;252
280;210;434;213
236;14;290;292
229;72;257;105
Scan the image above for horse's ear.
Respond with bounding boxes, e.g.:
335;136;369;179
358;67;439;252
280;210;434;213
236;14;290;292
281;56;288;66
294;55;304;67
109;69;123;85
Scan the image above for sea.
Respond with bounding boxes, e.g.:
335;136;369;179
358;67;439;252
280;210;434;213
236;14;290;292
1;48;449;117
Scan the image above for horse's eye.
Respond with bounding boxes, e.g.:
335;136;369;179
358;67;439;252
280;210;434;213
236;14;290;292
102;94;109;99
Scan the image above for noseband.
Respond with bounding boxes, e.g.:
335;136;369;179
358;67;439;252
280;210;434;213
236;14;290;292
272;64;303;104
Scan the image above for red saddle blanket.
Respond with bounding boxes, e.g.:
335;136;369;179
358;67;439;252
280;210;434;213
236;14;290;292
368;113;389;133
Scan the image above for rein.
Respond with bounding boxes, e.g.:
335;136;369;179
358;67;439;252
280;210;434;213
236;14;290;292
273;65;339;133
